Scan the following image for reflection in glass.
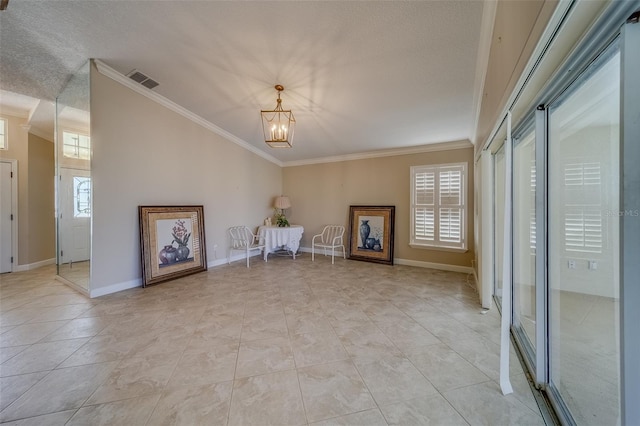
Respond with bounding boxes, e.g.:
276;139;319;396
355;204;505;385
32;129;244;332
73;177;91;218
493;147;506;305
63;131;90;160
513;132;536;349
56;61;91;291
548;48;620;425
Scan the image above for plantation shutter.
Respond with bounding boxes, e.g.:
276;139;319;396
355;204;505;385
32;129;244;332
439;167;463;244
563;161;603;253
411;163;466;250
414;169;435;242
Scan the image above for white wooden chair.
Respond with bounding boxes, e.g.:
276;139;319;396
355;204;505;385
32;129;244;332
311;225;346;264
228;226;266;268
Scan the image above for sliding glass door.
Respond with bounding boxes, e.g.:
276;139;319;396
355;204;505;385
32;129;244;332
512;130;536;354
493;146;506;306
547;44;621;425
487;2;639;424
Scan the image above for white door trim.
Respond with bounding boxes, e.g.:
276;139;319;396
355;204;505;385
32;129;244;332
0;159;18;272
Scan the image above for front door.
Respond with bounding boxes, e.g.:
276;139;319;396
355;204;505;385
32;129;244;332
59;168;91;265
0;161;13;273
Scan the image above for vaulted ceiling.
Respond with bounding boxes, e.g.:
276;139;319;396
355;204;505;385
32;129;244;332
0;1;490;164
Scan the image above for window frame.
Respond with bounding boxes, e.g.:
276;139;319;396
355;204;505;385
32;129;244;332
62;130;90;160
410;162;467;252
0;118;7;150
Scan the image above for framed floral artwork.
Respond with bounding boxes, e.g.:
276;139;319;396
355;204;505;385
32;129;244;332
348;205;395;265
139;205;207;287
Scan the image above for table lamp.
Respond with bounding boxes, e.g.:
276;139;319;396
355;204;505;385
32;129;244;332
274;196;291;227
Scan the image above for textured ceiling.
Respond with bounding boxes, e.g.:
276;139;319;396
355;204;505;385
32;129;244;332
0;1;487;164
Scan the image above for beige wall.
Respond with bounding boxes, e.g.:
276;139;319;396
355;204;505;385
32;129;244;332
475;0;557;150
27;133;55;264
1;114;30;266
283;146;474;268
0;114;55;267
473;0;557;302
90;63;282;293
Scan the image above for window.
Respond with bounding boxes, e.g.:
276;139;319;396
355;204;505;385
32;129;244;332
73;177;91;218
0;118;6;150
410;163;466;250
562;160;604;253
62;131;90;160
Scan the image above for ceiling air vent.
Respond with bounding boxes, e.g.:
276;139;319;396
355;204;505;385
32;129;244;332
140;78;159;89
126;69;159;90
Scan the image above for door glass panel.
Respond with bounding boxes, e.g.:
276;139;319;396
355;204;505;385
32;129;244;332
513;131;536;350
56;61;91;291
494;147;506;306
548;46;620;425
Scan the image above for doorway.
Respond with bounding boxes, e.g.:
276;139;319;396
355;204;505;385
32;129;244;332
57;167;90;290
0;159;17;273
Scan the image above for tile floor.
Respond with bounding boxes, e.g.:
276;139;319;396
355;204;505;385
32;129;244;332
0;256;544;425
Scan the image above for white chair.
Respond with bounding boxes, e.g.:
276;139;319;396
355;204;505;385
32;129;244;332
228;226;266;268
311;225;346;264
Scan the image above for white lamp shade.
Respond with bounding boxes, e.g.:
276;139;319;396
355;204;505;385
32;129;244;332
274;196;291;210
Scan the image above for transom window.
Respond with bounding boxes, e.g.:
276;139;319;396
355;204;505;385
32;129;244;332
63;130;90;160
0;118;7;150
410;163;467;250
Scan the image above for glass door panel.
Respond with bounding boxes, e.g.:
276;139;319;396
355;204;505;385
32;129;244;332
513;131;536;351
493;147;506;307
548;46;620;425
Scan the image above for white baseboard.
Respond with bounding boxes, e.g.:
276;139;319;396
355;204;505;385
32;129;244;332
90;278;141;298
393;258;474;274
14;258;55;272
88;253;261;298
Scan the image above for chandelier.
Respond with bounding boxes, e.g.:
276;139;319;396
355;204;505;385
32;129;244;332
261;85;295;148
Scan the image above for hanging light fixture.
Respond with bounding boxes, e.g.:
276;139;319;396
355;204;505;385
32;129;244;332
261;85;295;148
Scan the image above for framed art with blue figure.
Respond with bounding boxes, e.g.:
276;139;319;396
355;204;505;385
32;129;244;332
139;205;207;287
348;205;395;265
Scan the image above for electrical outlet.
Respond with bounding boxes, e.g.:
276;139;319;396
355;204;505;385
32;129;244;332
568;260;576;269
588;260;597;270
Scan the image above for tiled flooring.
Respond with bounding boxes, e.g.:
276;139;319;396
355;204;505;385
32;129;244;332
0;256;543;425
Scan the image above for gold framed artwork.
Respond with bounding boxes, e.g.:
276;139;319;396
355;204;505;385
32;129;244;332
139;205;207;287
348;205;395;265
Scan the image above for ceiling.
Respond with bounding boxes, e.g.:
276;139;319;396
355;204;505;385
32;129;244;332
0;1;490;165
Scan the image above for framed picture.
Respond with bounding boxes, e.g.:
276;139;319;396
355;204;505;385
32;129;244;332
139;205;207;287
348;205;395;265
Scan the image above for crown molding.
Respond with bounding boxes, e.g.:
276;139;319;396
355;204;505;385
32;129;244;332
93;59;472;170
28;126;54;142
0;106;30;119
282;140;473;167
93;59;283;167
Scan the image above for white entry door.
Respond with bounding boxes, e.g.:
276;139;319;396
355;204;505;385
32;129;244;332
59;168;91;264
0;161;13;273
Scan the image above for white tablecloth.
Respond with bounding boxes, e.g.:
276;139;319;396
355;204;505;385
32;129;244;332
258;225;304;260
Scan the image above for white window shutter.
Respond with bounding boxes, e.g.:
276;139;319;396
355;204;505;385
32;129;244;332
415;207;435;241
411;163;466;250
439;168;463;244
413;170;435;241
